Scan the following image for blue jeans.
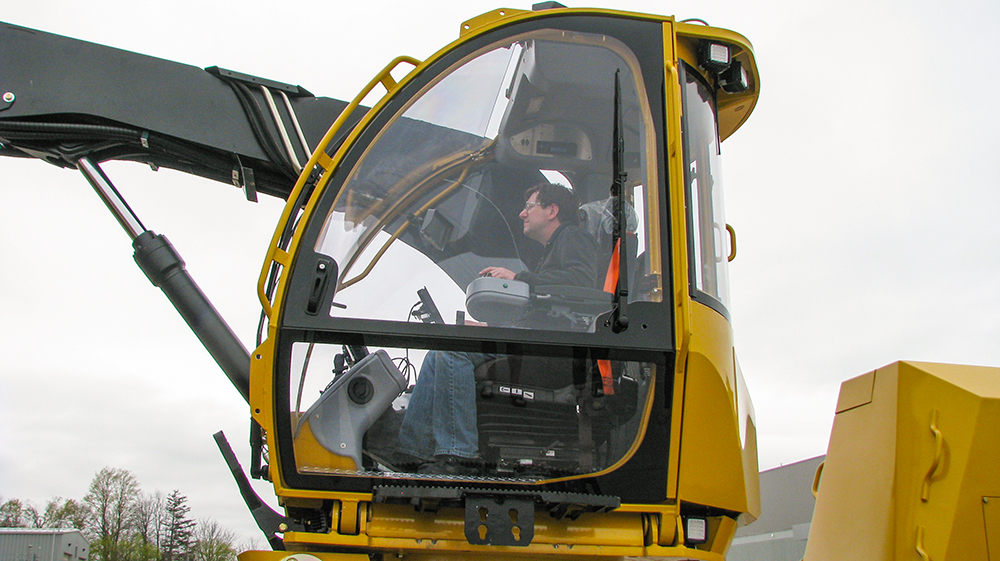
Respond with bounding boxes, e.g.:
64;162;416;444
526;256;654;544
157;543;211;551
397;350;497;460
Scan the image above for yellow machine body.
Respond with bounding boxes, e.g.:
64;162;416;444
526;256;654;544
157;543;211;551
805;361;1000;561
8;6;999;561
246;5;761;560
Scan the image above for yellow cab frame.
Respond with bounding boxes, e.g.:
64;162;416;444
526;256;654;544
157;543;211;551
246;5;761;560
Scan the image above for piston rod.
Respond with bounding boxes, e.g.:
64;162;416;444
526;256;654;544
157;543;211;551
76;157;252;403
77;156;146;239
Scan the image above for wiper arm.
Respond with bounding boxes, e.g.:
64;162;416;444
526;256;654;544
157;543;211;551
610;70;629;333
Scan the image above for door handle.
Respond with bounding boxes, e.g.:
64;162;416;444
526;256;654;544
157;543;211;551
726;223;737;262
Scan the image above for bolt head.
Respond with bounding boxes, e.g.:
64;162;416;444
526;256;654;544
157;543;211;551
2;92;14;103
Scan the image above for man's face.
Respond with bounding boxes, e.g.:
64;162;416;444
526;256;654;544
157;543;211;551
519;193;557;243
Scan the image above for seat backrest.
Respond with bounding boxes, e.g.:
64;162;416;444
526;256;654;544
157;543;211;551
579;197;638;289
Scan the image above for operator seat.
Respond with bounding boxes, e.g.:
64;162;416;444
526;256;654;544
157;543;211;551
473;199;640;476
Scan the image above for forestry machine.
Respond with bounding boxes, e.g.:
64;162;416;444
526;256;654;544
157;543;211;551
4;3;997;561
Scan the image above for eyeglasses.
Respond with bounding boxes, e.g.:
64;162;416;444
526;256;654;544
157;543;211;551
523;200;545;211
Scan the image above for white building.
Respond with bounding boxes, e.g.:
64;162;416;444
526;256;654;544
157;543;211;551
728;455;824;561
0;529;89;561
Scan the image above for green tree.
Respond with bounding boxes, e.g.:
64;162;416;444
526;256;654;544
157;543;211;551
0;498;41;528
2;472;230;561
119;533;161;561
43;497;91;530
84;467;140;561
161;491;194;561
132;491;166;557
1;498;28;527
236;537;261;555
191;519;237;561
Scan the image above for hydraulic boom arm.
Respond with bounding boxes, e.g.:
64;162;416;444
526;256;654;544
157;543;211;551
0;21;360;201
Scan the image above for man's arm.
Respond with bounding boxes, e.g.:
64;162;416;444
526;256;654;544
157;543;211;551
479;266;517;280
515;227;599;289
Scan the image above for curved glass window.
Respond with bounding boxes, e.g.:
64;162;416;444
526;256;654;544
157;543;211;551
288;342;656;482
315;29;660;331
682;63;731;312
281;27;665;484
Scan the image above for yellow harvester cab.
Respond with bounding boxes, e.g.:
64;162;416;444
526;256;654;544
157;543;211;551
248;5;761;560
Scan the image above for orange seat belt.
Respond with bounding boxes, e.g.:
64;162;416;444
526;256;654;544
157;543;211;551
598;239;620;395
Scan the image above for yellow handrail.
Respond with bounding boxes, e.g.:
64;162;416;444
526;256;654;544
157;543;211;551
256;55;421;318
916;526;931;561
726;223;737;262
811;460;825;499
921;409;943;502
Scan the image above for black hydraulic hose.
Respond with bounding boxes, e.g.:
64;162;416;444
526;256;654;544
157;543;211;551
0;131;126;143
1;103;296;186
1;120;231;176
0;120;141;140
139;132;236;174
223;80;297;179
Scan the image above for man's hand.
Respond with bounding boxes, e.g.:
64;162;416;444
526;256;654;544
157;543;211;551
479;266;516;280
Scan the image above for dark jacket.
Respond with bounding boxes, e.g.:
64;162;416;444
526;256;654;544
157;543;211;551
515;223;600;289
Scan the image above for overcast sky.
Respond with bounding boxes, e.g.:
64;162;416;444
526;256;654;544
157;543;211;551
2;0;998;544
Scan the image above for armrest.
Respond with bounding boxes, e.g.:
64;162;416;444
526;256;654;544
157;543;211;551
465;276;530;326
533;285;612;315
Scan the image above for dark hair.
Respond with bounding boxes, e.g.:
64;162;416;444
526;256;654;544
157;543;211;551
524;182;580;225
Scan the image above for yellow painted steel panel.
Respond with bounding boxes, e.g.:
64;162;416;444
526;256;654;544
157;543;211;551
365;504;645;547
985;497;1000;560
805;362;1000;561
805;365;897;561
909;362;1000;400
709;516;738;555
736;357;761;522
740;415;761;523
835;370;874;413
676;304;755;515
239;552;368;561
896;362;998;561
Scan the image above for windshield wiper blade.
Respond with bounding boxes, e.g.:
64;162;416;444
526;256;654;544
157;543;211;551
610;69;629;333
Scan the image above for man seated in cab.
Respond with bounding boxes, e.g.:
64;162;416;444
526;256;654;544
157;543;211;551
396;182;599;475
